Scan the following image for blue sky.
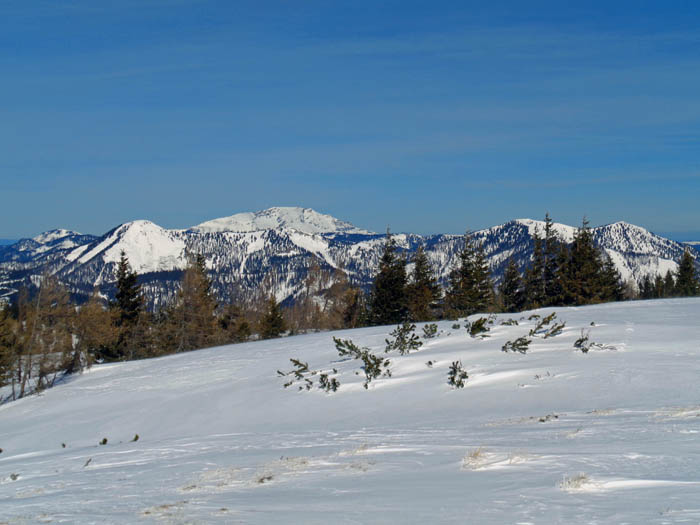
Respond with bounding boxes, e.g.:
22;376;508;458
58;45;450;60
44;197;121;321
2;1;700;239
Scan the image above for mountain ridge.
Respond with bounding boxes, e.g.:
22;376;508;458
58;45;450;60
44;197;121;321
0;207;697;306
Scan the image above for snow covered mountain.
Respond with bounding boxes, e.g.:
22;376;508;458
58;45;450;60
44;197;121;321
191;206;372;235
2;299;700;522
0;208;697;306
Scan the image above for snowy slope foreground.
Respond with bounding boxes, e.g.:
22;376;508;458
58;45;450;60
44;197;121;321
0;207;697;305
1;299;700;523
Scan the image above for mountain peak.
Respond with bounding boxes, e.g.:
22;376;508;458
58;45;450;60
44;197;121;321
191;207;373;235
32;229;82;244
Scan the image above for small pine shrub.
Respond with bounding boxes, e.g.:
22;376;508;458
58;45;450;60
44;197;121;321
452;323;461;329
500;318;518;326
469;317;489;337
422;323;438;339
385;322;422;355
99;438;108;446
333;337;364;359
543;321;566;339
360;350;391;389
447;361;468;388
502;337;531;354
574;329;592;353
132;434;139;442
318;373;340;393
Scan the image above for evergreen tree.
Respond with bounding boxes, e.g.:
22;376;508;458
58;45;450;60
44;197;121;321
113;251;142;326
557;218;602;305
663;270;676;298
523;230;546;308
406;245;441;321
499;257;524;313
369;230;408;325
640;275;654;299
653;274;665;298
444;232;494;317
108;251;143;360
598;255;624;302
675;249;699;297
542;213;562;304
259;295;286;339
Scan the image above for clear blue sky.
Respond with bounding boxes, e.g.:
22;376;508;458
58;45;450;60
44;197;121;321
2;1;700;239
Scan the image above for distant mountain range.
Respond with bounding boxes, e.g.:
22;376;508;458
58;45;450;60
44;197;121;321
1;207;697;307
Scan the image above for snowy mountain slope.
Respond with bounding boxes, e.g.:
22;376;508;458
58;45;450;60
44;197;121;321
1;298;700;523
191;206;373;235
0;207;697;306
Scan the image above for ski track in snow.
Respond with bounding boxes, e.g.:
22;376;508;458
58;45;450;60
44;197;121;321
1;299;700;523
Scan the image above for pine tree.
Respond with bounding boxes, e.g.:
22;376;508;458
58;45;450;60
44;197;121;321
499;257;524;313
542;213;562;304
598;255;624;302
663;270;676;298
675;249;699;297
406;245;440;321
259;295;286;339
557;218;601;305
444;232;494;317
523;230;546;308
109;251;143;360
369;230;408;325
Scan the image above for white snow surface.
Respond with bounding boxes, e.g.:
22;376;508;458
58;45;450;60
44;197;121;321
32;229;81;244
191;206;373;235
68;220;187;275
2;299;700;523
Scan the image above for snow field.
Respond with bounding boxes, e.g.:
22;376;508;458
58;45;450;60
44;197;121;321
1;298;700;523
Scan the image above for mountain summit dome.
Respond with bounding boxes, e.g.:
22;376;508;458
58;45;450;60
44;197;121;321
190;207;373;235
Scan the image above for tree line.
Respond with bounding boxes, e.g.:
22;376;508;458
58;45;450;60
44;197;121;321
1;215;698;401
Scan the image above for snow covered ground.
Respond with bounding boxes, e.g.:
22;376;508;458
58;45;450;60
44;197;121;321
1;299;700;524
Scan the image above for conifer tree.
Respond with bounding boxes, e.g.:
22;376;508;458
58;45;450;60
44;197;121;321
369;230;408;325
675;249;699;296
113;251;142;326
109;251;143;360
444;232;494;317
542;213;563;304
523;230;546;308
663;270;676;298
598;255;624;302
406;245;440;321
259;295;286;339
557;218;601;304
499;257;524;313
